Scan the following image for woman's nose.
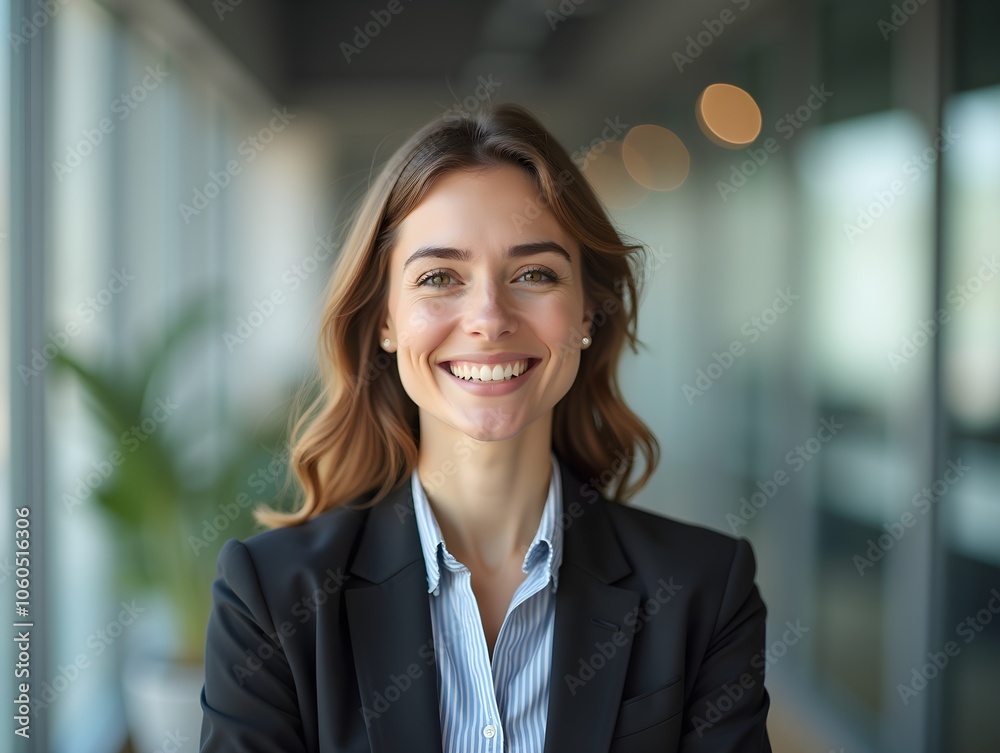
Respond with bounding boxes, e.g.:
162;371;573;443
461;279;517;338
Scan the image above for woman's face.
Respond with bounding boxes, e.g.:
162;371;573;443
382;164;594;442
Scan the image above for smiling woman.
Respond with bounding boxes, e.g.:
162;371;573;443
199;103;773;753
385;165;594;445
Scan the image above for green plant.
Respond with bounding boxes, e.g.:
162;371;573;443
52;294;293;665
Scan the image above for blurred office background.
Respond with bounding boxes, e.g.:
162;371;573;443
3;0;999;751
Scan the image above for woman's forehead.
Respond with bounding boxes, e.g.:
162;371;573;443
394;166;575;253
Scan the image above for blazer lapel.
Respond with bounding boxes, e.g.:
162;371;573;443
345;480;444;753
343;459;640;753
542;461;641;753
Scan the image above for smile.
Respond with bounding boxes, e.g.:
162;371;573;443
445;358;537;382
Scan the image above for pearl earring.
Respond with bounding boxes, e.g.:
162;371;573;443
383;339;391;347
582;336;590;346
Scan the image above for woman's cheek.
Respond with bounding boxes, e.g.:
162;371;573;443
403;298;450;336
536;306;574;342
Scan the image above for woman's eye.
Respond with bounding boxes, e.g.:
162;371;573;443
521;269;556;285
418;271;453;287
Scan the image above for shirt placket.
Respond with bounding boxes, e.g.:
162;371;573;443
493;561;547;753
448;557;506;751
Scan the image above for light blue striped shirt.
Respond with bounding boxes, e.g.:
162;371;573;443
411;451;564;753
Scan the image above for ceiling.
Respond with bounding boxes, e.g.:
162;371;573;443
170;0;787;142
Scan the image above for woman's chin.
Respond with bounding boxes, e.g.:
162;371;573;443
417;401;543;444
461;422;520;443
456;410;528;442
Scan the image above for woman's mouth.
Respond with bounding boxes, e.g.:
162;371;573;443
441;358;539;382
438;358;541;394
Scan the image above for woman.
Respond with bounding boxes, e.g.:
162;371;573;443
199;103;772;753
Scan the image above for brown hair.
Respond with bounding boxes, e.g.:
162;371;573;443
253;103;660;529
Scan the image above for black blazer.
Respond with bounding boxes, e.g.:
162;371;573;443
199;458;772;752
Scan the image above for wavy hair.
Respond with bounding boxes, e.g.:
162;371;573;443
253;103;660;529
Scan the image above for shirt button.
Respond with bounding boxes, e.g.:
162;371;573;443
483;724;496;738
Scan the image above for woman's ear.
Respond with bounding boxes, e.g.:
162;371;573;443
380;316;394;350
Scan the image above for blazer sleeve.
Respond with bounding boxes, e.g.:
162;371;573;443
199;537;308;753
679;537;772;753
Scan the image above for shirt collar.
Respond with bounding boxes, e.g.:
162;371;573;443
411;451;564;596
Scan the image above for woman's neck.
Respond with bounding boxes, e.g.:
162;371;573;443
416;414;554;573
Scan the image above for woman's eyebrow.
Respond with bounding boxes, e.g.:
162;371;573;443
403;242;572;272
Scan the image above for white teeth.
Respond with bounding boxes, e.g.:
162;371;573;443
448;359;531;382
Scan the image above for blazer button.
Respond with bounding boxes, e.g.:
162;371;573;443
483;725;496;738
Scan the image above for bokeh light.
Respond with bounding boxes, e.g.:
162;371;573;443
696;83;763;148
621;124;690;191
580;140;647;209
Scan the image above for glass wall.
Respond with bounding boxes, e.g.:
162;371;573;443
8;1;331;751
606;1;998;751
937;4;1000;744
